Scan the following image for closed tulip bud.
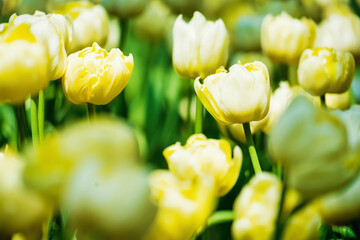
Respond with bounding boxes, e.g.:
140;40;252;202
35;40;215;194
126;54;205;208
144;170;216;240
232;173;282;240
0;151;50;239
326;90;352;110
9;11;73;80
282;204;321;240
101;0;149;18
298;47;355;96
195;61;270;125
268;96;358;198
315;12;360;57
261;11;316;65
0;23;50;104
163;134;242;196
55;1;109;53
24;117;140;201
172;11;229;79
63;42;133;105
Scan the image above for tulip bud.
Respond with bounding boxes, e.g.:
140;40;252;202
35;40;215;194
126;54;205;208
326;90;352;110
298;47;355;96
63;42;133;105
0;151;50;239
232;173;282;240
172;11;229;79
101;0;149;18
54;1;109;53
268;96;358;198
9;11;73;80
261;11;316;65
103;17;120;51
144;170;216;240
0;23;50;104
194;61;270;125
163;134;242;196
315;12;360;58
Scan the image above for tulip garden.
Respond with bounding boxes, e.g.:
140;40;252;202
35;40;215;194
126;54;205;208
1;0;360;239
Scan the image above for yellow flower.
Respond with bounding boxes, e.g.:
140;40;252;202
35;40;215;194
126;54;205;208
194;61;270;125
9;10;73;80
218;121;263;144
315;11;360;57
0;151;50;239
261;11;316;65
54;1;109;53
282;204;321;240
298;47;355;96
101;0;149;18
268;96;358;198
326;90;352;110
103;17;120;51
232;173;282;240
163;134;242;196
62;42;133;105
144;170;216;240
0;23;50;104
172;11;229;79
24;117;140;201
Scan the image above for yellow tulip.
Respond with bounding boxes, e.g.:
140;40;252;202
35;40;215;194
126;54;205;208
144;170;216;240
24;117;140;201
298;47;355;96
163;134;242;196
0;151;50;239
62;42;133;105
268;96;358;198
218;121;263;144
232;173;282;240
9;11;73;80
315;11;360;57
194;61;270;125
172;11;229;79
103;17;120;51
261;11;316;65
0;23;50;104
326;90;352;110
54;1;109;53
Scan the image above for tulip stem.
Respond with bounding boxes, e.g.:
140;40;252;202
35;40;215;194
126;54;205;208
243;122;262;174
38;90;45;142
14;103;28;150
87;103;96;119
30;98;39;146
195;95;203;133
207;210;234;227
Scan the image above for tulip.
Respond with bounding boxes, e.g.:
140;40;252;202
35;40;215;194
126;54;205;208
298;47;355;96
261;11;316;65
218;121;263;144
315;11;360;58
24;117;140;201
0;151;50;239
101;0;149;18
194;61;270;125
54;1;109;53
144;170;216;240
326;90;352;110
62;42;133;105
9;11;73;80
103;17;120;51
232;173;282;240
268;96;358;198
172;11;229;79
163;134;242;196
0;23;50;104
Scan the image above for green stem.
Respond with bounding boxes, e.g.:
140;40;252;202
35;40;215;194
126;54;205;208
195;95;203;133
87;103;96;119
274;184;287;240
243;122;261;174
288;65;298;86
30;98;39;145
38;90;45;142
14;103;28;150
207;210;234;227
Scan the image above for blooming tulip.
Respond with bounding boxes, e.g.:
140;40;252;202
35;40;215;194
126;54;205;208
163;134;242;196
172;11;229;79
0;23;50;104
194;61;270;125
62;42;133;105
298;47;355;96
261;11;316;65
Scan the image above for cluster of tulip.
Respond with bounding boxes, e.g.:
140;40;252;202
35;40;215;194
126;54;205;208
1;0;360;239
